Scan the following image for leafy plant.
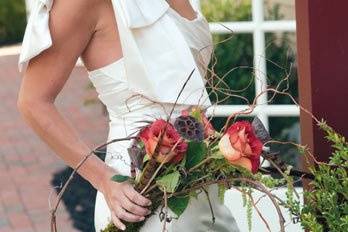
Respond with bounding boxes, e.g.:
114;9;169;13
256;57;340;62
300;122;348;232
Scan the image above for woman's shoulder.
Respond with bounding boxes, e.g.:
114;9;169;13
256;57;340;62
18;0;101;73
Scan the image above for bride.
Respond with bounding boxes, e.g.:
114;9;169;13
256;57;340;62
17;0;240;231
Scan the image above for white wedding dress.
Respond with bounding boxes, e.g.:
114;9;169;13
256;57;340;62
18;0;240;231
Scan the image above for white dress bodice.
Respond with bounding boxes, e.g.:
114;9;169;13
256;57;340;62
87;6;213;119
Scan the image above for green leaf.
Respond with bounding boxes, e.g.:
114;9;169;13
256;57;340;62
168;196;190;217
111;175;130;183
190;109;202;122
218;183;226;204
179;154;186;168
189;190;199;199
156;171;180;193
185;141;207;169
143;154;150;163
210;151;225;160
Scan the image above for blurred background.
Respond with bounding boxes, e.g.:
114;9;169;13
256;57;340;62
0;0;301;231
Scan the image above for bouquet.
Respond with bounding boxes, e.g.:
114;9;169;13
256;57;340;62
49;95;347;232
101;106;294;232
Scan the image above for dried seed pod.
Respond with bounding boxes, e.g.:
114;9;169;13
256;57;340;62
174;116;204;141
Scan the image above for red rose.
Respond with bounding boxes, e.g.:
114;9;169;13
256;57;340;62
218;121;263;173
139;119;188;164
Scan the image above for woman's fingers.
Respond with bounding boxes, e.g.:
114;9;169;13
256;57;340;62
123;184;152;207
120;195;151;217
111;212;126;231
114;205;145;222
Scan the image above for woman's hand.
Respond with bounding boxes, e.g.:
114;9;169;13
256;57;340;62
100;172;152;230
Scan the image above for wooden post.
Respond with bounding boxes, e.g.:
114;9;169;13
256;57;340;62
296;0;348;163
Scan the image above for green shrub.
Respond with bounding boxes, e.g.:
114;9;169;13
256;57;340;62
0;0;27;46
300;122;348;232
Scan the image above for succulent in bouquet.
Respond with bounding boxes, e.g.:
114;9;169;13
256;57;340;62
101;107;269;232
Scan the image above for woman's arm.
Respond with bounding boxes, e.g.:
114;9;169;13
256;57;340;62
17;0;150;229
18;0;105;192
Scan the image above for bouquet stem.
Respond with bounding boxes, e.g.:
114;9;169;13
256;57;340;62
135;159;159;192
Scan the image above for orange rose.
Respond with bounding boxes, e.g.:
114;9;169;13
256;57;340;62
218;121;263;173
139;119;188;164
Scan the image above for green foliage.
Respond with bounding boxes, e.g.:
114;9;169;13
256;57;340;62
245;189;253;232
185;141;207;169
285;176;301;218
301;213;324;232
258;174;286;188
0;0;27;45
168;196;190;217
217;183;226;203
156;171;181;193
111;175;131;183
201;0;252;22
300;122;348;232
240;187;253;232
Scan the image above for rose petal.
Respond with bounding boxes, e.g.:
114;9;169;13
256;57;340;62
156;151;176;164
226;121;264;158
219;134;241;161
229;157;252;172
233;139;245;153
250;156;260;174
229;132;239;144
238;128;248;143
244;143;253;156
146;137;158;155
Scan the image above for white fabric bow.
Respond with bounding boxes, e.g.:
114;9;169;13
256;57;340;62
18;0;53;72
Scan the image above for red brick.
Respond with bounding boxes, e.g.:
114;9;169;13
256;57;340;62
7;213;33;229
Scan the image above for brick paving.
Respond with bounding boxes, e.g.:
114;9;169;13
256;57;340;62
0;55;108;232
